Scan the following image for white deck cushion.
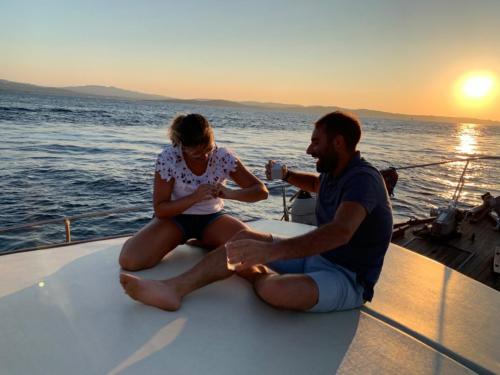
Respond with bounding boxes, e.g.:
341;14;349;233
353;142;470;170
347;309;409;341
0;220;497;374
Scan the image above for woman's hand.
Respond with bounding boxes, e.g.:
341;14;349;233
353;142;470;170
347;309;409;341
214;183;235;199
192;184;217;202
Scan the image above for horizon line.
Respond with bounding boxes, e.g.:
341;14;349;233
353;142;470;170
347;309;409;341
1;77;499;124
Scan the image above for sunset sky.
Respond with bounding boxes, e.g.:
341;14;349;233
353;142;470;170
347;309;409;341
1;0;500;120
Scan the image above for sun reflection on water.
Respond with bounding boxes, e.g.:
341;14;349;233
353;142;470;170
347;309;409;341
438;122;482;206
455;123;478;155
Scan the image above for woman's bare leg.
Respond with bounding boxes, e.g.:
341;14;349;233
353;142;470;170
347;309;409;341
184;215;248;250
119;217;183;271
200;214;249;248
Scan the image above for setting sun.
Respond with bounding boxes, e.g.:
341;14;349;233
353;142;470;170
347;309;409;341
462;74;494;99
454;71;498;115
457;72;496;101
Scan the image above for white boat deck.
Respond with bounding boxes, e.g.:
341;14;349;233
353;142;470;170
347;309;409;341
0;219;498;374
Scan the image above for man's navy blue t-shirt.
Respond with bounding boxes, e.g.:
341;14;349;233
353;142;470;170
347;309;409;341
316;152;393;301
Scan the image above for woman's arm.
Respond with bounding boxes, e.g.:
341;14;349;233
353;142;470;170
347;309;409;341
153;172;215;218
219;160;268;203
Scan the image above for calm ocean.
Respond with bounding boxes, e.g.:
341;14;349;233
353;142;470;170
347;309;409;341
1;92;499;252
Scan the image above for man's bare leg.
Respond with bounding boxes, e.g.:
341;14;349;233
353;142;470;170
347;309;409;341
120;216;249;311
120;246;231;311
233;233;319;311
237;263;319;311
120;229;318;312
251;273;319;311
120;228;270;311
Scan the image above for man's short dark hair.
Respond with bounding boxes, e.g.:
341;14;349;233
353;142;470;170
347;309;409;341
315;111;361;152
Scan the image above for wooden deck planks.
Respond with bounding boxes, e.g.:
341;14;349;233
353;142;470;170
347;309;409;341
393;217;500;291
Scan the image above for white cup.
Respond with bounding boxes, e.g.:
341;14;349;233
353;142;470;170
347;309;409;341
270;163;283;180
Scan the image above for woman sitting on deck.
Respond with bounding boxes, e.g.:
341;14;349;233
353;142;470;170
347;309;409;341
119;113;268;271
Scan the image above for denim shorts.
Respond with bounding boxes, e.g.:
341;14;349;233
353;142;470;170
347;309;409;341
172;211;226;242
268;236;365;313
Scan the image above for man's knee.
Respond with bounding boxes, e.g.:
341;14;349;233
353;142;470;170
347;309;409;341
254;275;319;311
254;277;286;308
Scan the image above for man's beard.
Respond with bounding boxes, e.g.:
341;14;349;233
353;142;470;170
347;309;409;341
315;151;339;173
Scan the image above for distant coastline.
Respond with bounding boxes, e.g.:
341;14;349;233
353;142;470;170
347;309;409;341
1;78;498;125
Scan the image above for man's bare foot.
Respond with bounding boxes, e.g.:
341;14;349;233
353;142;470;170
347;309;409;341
120;273;182;311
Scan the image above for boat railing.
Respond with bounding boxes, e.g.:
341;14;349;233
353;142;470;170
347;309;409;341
1;155;498;255
393;155;499;218
0;182;291;255
395;155;499;170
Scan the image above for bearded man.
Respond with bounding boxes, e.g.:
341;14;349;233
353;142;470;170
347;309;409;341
226;111;393;312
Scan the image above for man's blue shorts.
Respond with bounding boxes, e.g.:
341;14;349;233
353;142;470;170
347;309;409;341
267;236;365;313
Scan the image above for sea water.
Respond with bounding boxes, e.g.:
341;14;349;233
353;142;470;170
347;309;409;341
1;92;498;252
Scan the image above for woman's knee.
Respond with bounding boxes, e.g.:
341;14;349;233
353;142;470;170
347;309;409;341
119;251;140;271
118;239;150;271
119;254;157;271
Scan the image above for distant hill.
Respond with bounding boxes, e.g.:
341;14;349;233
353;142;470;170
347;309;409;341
274;105;499;125
1;78;497;125
63;85;169;101
0;79;79;97
240;100;300;109
0;79;169;101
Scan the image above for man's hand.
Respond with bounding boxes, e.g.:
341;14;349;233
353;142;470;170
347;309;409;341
226;239;274;271
265;160;288;180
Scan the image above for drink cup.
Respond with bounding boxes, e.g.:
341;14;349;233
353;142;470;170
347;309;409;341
270;163;283;180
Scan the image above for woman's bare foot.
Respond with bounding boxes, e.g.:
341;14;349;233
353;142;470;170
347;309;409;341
120;273;182;311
